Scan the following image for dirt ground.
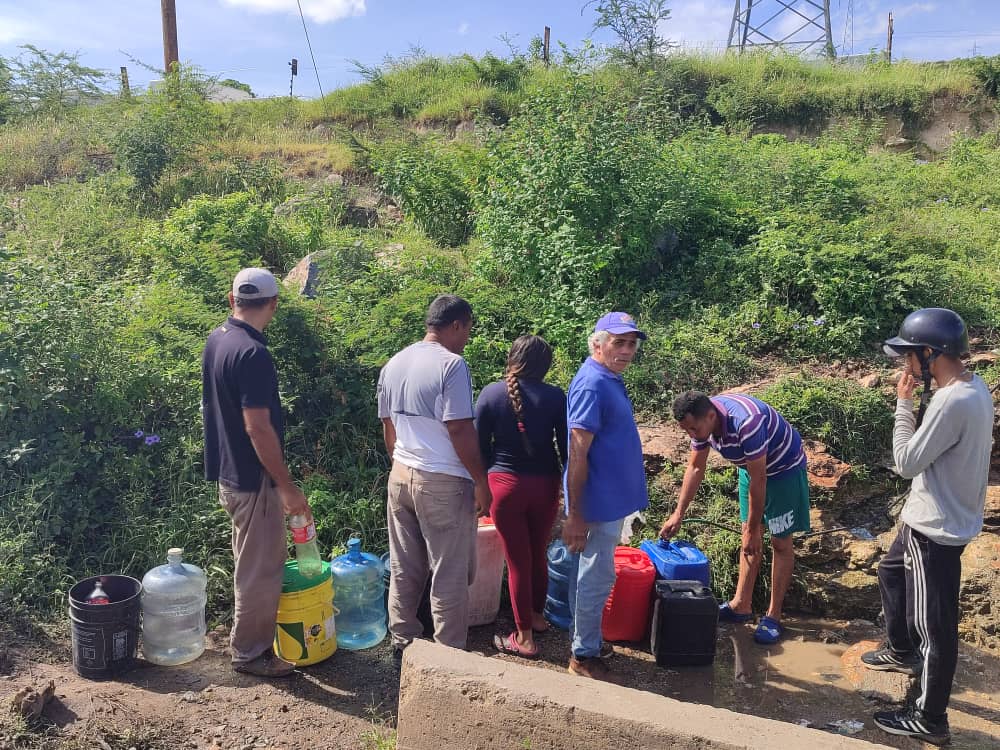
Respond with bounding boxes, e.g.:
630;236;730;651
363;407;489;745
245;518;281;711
3;610;999;750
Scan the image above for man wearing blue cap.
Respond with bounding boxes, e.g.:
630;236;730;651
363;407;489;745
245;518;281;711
562;312;649;681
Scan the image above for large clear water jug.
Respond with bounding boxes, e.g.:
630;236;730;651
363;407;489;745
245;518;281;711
141;547;207;665
330;538;386;650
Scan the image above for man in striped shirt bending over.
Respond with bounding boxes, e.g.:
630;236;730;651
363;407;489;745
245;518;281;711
660;391;809;645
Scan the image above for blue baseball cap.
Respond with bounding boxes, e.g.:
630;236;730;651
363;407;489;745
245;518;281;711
594;312;647;340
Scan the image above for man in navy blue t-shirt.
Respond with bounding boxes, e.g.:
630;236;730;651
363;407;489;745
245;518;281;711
202;267;312;678
563;312;649;681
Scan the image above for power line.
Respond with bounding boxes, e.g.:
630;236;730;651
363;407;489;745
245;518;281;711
295;0;328;111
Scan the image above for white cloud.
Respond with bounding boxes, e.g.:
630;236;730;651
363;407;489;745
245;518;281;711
892;3;937;21
220;0;365;24
458;21;470;36
0;16;40;45
660;0;732;51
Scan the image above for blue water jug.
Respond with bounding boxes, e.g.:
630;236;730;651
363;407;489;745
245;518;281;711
543;539;579;631
639;538;710;587
330;538;387;650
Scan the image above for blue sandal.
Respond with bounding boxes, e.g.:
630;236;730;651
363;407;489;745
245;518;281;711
754;616;784;645
718;602;753;624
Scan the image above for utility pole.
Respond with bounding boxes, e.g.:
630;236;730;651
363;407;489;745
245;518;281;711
161;0;179;73
120;66;131;98
289;58;298;99
886;11;894;63
543;26;551;66
823;0;835;59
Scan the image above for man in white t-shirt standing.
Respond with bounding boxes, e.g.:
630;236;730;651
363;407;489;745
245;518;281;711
377;295;491;659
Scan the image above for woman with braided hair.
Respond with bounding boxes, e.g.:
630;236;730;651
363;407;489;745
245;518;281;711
475;335;568;658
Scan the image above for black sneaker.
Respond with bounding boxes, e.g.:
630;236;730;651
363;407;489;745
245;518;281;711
873;706;950;746
861;646;922;676
392;647;405;671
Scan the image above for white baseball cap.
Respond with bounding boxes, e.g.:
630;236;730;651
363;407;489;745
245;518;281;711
232;268;278;300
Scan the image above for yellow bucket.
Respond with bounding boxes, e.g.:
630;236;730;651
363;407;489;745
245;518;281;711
273;559;337;666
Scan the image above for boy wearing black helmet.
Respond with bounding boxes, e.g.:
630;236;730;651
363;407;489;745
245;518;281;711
863;308;993;746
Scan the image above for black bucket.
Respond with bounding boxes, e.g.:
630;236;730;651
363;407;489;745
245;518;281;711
68;575;141;680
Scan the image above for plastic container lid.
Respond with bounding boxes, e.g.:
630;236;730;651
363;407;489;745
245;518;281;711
281;559;332;593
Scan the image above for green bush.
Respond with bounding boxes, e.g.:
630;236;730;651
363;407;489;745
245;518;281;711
138;191;330;305
964;55;1000;98
156;155;287;207
757;375;893;465
476;72;709;328
371;138;479;247
627;311;763;416
112;67;217;193
4;49;1000;627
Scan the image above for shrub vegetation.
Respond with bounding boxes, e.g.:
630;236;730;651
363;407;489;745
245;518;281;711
1;49;998;623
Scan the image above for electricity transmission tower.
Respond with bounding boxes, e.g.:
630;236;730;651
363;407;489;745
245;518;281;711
728;0;836;58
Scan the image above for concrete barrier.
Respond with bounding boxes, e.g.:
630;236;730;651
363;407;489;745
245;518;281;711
397;640;893;750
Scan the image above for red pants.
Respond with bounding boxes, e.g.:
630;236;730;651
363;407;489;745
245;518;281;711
488;472;560;632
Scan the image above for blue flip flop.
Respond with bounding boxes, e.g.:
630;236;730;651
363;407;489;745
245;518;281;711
754;616;784;645
718;602;753;624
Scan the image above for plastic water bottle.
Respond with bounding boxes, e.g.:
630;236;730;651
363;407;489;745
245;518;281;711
141;548;207;666
85;579;110;605
330;538;387;650
288;514;323;579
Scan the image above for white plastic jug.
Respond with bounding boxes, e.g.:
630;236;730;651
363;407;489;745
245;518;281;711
468;520;505;626
141;548;207;666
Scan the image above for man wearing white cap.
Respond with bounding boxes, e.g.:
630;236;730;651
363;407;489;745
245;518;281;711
202;268;313;677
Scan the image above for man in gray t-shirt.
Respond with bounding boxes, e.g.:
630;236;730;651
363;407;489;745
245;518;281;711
377;295;491;656
862;308;994;747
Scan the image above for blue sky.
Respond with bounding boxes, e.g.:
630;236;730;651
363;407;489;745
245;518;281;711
1;1;998;98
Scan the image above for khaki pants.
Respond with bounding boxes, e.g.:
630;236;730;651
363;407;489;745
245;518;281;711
218;480;287;664
387;463;476;650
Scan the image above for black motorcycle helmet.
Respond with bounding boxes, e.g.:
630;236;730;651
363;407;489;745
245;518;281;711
883;308;969;358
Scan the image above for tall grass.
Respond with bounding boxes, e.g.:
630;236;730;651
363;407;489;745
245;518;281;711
0;118;98;189
303;50;991;130
312;54;535;126
686;53;984;126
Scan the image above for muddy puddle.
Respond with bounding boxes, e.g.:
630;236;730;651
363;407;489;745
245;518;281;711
469;614;1000;748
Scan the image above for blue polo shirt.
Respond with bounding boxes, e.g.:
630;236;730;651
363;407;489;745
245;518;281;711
564;357;649;522
202;317;284;491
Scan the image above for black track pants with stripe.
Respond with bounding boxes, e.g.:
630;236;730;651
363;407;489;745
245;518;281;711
877;523;965;719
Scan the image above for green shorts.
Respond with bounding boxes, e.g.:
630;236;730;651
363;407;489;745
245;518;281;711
737;467;811;538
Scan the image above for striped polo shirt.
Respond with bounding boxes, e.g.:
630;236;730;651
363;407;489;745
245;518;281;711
691;394;806;479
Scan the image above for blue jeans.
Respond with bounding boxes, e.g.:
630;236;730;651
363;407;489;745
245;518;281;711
568;518;623;658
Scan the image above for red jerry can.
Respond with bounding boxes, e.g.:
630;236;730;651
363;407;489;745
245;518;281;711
602;546;656;642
